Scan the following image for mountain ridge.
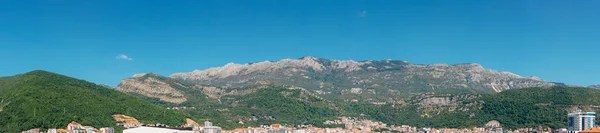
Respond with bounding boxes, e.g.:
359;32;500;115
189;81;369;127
117;72;598;130
170;56;556;94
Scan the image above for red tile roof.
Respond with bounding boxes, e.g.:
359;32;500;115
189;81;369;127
581;127;600;133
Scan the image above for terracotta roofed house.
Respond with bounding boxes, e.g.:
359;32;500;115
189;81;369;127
581;127;600;133
271;124;282;129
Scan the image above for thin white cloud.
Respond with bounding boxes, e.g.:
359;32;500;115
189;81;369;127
358;10;367;17
116;54;133;61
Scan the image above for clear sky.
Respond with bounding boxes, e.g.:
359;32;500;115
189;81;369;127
1;0;599;86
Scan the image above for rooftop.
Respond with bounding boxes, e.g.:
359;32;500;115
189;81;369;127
580;127;600;133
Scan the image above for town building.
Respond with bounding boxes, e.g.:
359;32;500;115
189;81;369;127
271;124;281;129
123;126;196;133
82;126;97;133
581;127;600;133
203;121;222;133
67;121;83;131
556;128;569;133
267;128;287;133
292;129;306;133
568;109;596;133
100;127;115;133
47;128;58;133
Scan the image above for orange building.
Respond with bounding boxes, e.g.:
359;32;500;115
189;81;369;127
57;129;68;133
581;127;600;133
271;124;281;129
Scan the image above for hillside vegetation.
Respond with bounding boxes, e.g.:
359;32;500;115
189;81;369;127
341;86;600;130
0;70;188;132
118;74;340;129
118;71;600;130
476;87;600;129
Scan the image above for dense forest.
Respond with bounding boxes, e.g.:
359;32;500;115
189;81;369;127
475;87;600;129
0;70;188;133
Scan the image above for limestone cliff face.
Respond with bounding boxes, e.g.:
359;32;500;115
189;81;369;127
194;85;256;99
117;73;187;104
413;93;481;109
170;56;556;93
117;73;259;104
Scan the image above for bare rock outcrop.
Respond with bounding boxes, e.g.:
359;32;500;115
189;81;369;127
117;73;187;104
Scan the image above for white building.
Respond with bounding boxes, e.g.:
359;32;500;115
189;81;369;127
293;129;306;133
123;126;196;133
100;127;115;133
47;129;57;133
568;109;596;133
203;121;222;133
267;128;287;133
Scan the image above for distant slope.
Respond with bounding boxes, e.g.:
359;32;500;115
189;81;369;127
589;84;600;89
171;56;555;94
474;86;600;129
0;70;188;132
348;86;600;129
117;73;339;129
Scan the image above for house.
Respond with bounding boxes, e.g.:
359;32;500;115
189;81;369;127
81;126;98;133
100;127;115;133
271;124;282;129
47;128;59;133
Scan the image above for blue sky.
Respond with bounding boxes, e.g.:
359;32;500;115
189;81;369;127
1;0;599;86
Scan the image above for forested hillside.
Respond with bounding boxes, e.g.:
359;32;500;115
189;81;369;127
341;86;600;130
0;70;188;132
118;73;340;129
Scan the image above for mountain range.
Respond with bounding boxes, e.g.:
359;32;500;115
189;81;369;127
121;56;563;108
5;56;595;132
115;56;584;129
117;71;600;130
117;73;339;129
170;56;556;94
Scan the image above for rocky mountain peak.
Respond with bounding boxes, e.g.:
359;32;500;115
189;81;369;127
117;73;187;104
132;73;147;78
299;55;319;61
170;56;333;80
455;63;483;68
